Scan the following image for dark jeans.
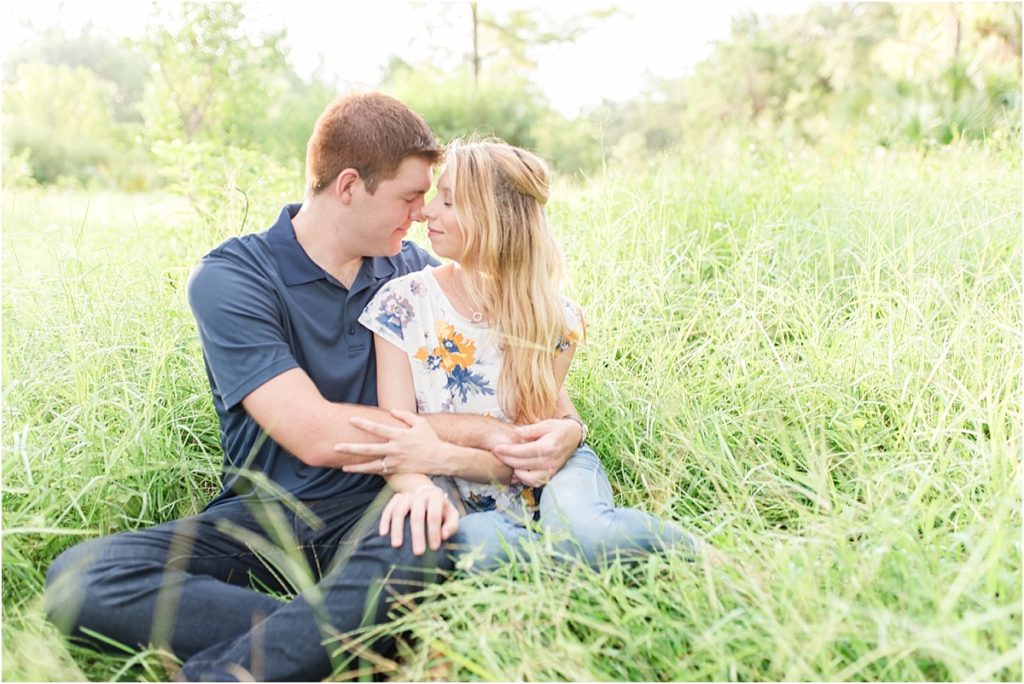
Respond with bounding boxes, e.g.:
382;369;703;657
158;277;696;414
44;489;452;681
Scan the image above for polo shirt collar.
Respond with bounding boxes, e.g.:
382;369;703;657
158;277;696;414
267;203;400;288
267;204;326;286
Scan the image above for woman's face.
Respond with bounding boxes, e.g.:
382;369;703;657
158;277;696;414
422;169;466;260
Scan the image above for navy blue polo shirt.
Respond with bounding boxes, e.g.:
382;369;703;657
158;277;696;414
188;203;438;507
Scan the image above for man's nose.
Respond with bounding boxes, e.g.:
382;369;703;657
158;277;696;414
411;203;427;222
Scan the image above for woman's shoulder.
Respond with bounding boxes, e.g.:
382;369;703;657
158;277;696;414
558;296;585;335
553;296;585;353
378;267;441;298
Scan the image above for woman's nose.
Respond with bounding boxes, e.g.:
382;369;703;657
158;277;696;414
418;199;435;221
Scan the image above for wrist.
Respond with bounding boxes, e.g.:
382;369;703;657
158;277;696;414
389;473;433;492
484;423;519;452
560;415;588;448
435;442;460;477
415;484;448;501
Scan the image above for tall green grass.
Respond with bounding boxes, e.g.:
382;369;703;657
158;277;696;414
2;139;1020;681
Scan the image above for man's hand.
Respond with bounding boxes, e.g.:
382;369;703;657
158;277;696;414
379;485;460;556
492;418;582;487
336;409;443;475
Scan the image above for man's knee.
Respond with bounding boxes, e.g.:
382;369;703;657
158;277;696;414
44;539;103;633
396;518;456;575
353;518;455;581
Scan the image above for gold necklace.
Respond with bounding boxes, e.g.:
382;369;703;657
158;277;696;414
449;270;485;324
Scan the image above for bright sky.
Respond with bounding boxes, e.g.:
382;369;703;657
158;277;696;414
2;0;813;117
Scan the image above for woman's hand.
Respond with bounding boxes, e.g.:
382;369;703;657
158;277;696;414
492;418;582;487
336;409;443;475
380;485;460;556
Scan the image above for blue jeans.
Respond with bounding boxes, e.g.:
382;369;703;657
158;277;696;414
450;446;700;571
44;490;451;681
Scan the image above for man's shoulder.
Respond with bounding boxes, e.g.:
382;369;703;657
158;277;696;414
202;230;272;265
188;231;277;304
393;240;440;275
194;229;275;276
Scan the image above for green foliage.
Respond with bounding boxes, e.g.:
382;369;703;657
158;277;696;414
137;2;287;147
3;137;1020;681
385;65;544;148
1;4;332;193
150;139;302;238
2;147;39;190
383;2;611;175
466;3;616;78
385;64;601;176
530;109;603;178
2;62;128;186
1;26;149;123
135;1;332;215
597;2;1022;157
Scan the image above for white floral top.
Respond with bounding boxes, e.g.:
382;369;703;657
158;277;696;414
359;267;582;519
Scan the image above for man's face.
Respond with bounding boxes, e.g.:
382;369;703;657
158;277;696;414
351;157;433;257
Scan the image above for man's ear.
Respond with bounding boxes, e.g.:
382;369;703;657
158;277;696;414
334;168;360;205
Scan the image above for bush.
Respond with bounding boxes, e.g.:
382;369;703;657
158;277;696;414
3;62;127;186
385;65;601;176
151;139;303;238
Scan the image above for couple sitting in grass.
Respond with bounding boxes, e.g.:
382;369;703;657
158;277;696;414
44;92;699;681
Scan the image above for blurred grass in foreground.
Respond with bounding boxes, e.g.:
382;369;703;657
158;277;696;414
2;138;1020;681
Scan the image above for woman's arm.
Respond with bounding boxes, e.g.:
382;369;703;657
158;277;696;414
552;339;577;393
356;334;513;484
366;335;459;555
492;323;584;486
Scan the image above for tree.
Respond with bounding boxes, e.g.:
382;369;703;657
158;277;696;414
589;1;1021;156
137;1;289;146
3;62;124;184
465;2;614;85
384;61;601;176
2;25;149;123
410;2;615;87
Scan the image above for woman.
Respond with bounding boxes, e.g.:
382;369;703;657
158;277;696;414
354;140;698;570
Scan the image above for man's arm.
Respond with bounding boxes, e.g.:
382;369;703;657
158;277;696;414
330;332;514;483
188;256;514;471
241;368;516;470
491;338;586;486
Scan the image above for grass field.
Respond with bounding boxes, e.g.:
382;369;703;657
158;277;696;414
2;138;1021;681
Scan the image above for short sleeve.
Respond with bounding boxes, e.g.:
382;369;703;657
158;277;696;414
556;298;585;353
399;240;441;271
188;256;298;410
358;276;419;350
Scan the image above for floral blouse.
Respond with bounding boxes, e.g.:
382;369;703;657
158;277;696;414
359;267;582;520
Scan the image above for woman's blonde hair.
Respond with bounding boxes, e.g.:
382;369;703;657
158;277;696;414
446;139;572;423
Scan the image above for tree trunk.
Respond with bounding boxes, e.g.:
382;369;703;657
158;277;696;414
471;1;480;87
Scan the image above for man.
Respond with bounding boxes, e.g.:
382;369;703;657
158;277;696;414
44;92;584;681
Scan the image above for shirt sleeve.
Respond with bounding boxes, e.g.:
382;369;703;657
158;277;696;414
556;297;585;353
400;240;441;270
188;255;299;411
358;276;418;351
